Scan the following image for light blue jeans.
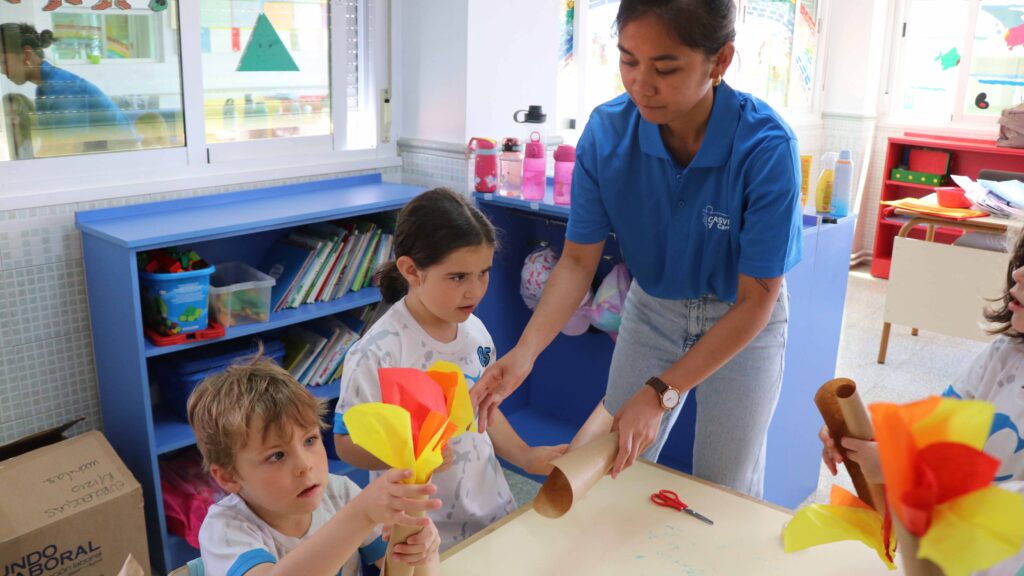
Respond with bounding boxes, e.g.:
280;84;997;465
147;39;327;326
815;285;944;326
603;280;789;498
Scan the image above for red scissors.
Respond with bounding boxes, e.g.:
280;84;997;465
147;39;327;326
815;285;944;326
650;489;714;525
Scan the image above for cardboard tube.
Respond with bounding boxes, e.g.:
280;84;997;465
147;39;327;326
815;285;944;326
382;494;427;576
815;378;885;513
893;514;943;576
534;432;619;518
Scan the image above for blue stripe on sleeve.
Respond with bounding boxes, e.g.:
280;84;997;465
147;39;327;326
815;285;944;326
227;549;276;576
334;411;349;435
359;535;387;566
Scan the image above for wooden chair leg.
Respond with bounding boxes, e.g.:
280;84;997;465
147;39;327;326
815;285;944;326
878;322;892;364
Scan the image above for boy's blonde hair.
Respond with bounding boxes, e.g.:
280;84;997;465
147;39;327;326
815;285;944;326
187;350;327;473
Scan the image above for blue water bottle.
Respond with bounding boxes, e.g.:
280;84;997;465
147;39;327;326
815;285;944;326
831;150;855;218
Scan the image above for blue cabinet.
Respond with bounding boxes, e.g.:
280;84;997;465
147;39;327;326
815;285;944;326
473;192;855;509
76;174;424;573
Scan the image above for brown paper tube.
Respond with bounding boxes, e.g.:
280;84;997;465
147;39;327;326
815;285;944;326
382;493;427;576
893;513;943;576
815;378;885;513
534;432;619;518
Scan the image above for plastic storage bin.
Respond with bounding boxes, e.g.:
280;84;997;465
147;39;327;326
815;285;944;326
159;338;286;420
140;265;215;337
209;262;276;328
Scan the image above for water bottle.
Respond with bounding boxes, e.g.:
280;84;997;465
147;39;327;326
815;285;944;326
553;144;576;205
513;105;547;156
500;137;523;197
814;152;838;215
521;132;547;201
467;137;499;193
831;150;855;218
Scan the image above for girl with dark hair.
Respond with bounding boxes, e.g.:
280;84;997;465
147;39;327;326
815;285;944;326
333;188;568;551
1;22;135;154
474;0;803;498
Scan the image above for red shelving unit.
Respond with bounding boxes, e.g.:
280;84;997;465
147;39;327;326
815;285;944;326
871;133;1024;278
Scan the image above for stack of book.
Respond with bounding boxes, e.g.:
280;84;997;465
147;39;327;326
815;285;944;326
281;304;388;387
259;219;396;313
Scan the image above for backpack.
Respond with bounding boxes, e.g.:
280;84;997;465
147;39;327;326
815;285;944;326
997;102;1024;148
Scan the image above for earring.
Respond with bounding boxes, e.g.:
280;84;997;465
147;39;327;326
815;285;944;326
713;76;722;87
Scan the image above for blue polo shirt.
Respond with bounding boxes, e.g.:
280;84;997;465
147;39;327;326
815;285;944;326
567;81;803;302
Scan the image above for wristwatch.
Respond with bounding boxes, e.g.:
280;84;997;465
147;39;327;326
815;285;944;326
645;376;681;411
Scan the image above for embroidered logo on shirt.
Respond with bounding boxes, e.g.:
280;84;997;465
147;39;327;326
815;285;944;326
702;206;731;231
477;346;492;367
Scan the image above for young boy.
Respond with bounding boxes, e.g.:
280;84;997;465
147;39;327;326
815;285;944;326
188;353;443;576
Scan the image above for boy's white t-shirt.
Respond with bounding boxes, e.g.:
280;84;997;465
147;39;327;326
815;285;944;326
199;474;385;576
335;298;516;551
946;335;1024;576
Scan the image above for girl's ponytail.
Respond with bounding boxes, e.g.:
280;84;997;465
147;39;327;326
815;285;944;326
375;260;408;304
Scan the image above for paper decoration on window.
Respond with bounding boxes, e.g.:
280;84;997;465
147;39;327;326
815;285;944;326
976;92;991;110
935;48;960;70
237;13;299;72
149;0;168;12
1006;23;1024;50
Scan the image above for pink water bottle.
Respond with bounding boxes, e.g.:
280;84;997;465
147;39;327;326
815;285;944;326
553;144;576;205
468;137;499;193
521;132;546;201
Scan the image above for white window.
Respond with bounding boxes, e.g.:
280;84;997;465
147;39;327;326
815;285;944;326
556;0;823;145
0;0;391;206
886;0;1024;124
731;0;822;114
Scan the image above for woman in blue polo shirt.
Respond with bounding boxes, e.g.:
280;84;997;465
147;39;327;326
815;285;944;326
1;23;136;154
473;0;802;498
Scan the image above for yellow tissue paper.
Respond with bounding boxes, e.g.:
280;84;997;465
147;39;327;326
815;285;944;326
427;360;477;434
342;403;415;471
783;486;896;569
918;486;1024;576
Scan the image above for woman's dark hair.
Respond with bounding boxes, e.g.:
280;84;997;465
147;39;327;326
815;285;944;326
985;231;1024;341
1;23;57;59
375;187;498;304
616;0;736;56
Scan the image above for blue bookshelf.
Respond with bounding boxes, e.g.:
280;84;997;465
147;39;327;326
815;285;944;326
76;174;423;574
472;193;857;508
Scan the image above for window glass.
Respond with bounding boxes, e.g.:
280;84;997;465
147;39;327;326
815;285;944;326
964;0;1024;117
200;0;331;144
1;0;184;160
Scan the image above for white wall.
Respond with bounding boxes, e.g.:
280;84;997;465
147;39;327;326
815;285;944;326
465;0;560;144
398;0;560;146
821;0;890;116
398;0;469;144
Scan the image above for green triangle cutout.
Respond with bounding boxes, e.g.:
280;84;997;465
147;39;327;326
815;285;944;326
237;13;299;72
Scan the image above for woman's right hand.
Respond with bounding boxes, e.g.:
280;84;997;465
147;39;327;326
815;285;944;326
471;345;536;432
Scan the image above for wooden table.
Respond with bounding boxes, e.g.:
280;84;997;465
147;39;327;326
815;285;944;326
440;461;901;575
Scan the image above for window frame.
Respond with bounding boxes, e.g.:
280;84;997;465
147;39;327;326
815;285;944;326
0;0;396;211
880;0;1006;128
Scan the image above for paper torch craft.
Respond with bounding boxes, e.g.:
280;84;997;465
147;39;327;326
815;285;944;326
785;397;1024;576
871;397;1024;576
342;361;475;575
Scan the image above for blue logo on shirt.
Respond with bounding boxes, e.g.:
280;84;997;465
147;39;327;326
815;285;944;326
477;346;492;367
702;205;731;231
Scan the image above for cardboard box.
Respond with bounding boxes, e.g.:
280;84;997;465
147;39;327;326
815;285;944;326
0;427;150;576
890;168;948;187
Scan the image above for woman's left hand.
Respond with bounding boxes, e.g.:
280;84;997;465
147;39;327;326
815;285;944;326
610;385;664;478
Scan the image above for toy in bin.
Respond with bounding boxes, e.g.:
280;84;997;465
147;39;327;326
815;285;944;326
138;247;216;342
209;262;276;328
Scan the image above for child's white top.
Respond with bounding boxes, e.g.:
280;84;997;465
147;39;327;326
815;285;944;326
198;474;385;576
947;335;1024;576
335;298;516;551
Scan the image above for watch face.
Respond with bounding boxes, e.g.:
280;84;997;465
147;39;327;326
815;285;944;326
663;388;681;409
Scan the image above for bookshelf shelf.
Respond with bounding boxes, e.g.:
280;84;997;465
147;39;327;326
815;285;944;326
77;174;423;573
